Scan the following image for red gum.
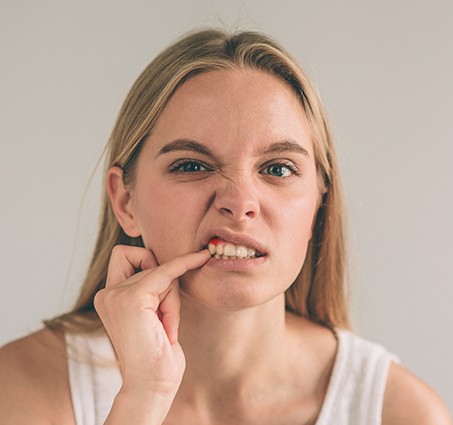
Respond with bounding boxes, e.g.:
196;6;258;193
208;237;225;246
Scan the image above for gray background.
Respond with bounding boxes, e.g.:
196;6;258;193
1;0;452;411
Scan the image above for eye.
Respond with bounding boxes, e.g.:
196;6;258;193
169;160;211;173
260;162;298;178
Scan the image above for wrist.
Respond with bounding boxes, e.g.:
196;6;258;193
104;388;175;425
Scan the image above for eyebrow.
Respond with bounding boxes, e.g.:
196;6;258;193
156;138;310;158
156;139;214;158
262;140;310;157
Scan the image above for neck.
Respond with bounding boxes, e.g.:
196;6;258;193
178;294;289;397
173;294;338;423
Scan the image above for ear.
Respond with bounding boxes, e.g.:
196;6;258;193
106;166;141;237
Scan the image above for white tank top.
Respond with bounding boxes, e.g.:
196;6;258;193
65;328;398;425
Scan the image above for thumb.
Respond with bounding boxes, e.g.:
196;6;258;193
158;280;181;345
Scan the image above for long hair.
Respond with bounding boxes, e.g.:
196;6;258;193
46;28;350;332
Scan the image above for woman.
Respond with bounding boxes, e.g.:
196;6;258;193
0;29;450;425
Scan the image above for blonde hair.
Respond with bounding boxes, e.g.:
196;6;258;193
46;28;350;332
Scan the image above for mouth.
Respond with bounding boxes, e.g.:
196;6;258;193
203;236;266;260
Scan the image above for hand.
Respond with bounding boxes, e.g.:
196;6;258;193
94;245;211;398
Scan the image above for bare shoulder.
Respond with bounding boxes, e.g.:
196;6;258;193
382;361;452;425
0;327;74;424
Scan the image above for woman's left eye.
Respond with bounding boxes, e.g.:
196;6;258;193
261;163;297;178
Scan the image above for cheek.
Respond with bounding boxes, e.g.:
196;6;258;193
134;182;208;258
275;191;319;272
279;191;319;239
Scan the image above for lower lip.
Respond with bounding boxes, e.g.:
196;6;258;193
204;255;267;271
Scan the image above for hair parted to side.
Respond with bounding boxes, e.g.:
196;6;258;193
45;28;350;333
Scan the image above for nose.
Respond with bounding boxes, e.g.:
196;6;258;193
213;177;260;222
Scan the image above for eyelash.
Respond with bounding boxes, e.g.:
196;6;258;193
168;159;213;174
260;161;300;178
168;159;300;178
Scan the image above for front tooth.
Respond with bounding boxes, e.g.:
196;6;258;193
223;244;236;256
236;246;248;258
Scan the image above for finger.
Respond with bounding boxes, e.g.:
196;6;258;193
158;280;181;345
124;248;211;294
153;249;211;284
106;245;158;288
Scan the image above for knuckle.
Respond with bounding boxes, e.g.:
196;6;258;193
93;289;106;310
111;244;127;258
94;287;116;306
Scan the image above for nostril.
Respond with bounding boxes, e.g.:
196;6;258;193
219;207;233;215
218;207;257;221
214;187;260;221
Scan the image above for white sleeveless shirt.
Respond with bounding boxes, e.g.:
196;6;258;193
65;329;398;425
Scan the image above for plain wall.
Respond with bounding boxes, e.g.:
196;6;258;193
1;0;452;410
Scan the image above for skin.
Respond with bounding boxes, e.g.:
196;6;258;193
115;68;321;313
0;69;451;425
103;68;332;424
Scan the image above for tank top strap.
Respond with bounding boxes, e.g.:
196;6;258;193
65;330;122;425
316;329;399;425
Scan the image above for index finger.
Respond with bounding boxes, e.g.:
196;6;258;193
106;245;158;288
152;249;211;282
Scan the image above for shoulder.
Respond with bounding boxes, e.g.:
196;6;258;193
0;328;74;424
382;361;452;425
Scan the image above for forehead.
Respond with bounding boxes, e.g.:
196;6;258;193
146;69;313;156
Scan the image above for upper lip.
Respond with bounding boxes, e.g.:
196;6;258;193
201;229;268;256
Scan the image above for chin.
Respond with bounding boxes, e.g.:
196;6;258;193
179;272;282;312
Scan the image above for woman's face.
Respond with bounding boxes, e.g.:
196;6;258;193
126;69;321;310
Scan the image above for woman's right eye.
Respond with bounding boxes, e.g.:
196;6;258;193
169;160;211;173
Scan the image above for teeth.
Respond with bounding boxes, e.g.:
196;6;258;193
236;246;248;258
207;240;257;259
224;244;237;256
